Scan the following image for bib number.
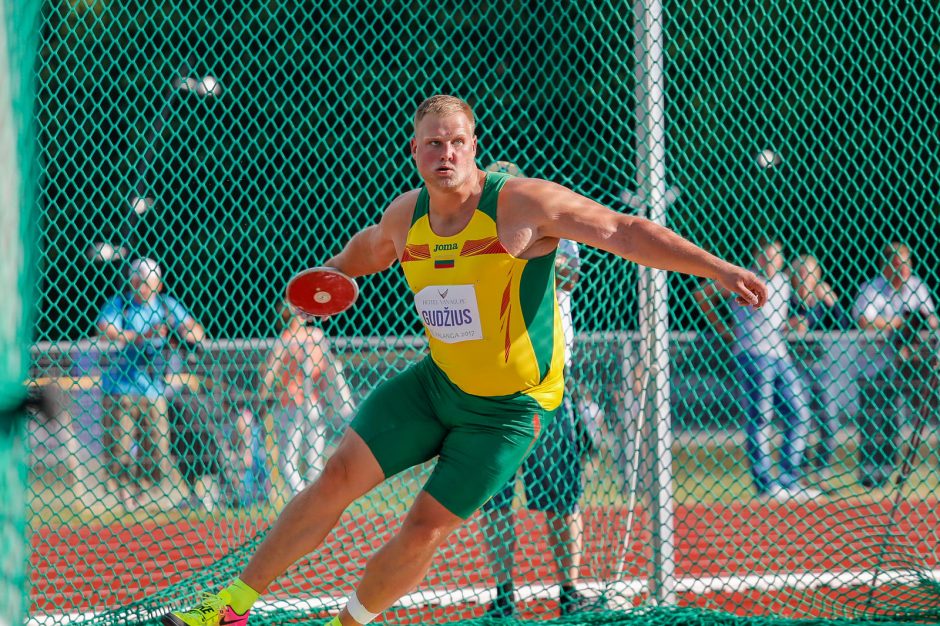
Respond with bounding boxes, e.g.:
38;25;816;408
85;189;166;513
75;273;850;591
414;284;483;343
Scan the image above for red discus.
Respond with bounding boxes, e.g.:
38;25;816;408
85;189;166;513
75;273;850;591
285;266;359;319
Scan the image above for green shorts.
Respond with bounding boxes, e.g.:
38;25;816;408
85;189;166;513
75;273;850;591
350;357;556;519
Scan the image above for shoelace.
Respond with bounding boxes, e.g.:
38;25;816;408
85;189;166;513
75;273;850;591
190;592;226;617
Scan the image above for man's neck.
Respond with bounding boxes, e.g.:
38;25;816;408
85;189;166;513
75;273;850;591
425;170;486;234
131;293;156;305
426;170;486;216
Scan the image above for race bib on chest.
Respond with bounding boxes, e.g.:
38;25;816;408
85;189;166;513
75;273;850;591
413;284;483;343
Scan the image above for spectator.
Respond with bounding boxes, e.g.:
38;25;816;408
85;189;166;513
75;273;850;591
231;399;270;507
96;257;206;506
481;238;592;617
851;242;937;488
259;301;353;496
696;238;820;502
168;378;225;512
790;254;852;479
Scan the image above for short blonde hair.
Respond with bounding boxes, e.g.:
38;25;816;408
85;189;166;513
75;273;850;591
413;95;476;134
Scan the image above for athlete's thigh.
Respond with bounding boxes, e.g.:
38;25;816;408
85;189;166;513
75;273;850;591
425;395;551;519
350;359;447;478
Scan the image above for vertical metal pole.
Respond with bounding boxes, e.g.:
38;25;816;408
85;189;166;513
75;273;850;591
0;1;39;623
634;0;676;606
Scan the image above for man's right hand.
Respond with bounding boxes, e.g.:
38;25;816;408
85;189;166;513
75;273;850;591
716;265;767;309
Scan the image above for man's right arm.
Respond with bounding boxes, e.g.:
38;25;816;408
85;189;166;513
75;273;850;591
96;298;139;346
323;193;415;278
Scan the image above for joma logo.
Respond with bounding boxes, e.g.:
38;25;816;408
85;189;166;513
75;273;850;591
433;243;458;252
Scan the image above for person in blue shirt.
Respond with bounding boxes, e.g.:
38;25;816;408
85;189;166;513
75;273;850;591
96;257;206;503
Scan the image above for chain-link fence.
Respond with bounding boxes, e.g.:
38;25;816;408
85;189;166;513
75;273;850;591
27;1;940;625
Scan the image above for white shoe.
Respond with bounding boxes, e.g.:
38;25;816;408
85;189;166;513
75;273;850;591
758;483;789;503
785;485;823;502
194;475;221;512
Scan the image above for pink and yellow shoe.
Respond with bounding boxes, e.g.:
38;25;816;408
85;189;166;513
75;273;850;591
161;591;250;626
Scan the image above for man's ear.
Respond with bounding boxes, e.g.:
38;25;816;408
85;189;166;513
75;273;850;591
410;137;417;158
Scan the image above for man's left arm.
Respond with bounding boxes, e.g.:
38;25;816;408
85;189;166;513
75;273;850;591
522;180;766;308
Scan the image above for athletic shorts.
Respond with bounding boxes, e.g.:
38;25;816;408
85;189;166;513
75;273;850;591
350;357;556;519
483;394;583;515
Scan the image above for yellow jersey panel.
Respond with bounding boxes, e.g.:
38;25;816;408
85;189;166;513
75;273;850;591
399;173;565;410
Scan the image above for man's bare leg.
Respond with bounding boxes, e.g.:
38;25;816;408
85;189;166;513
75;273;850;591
482;506;517;615
337;491;465;625
547;510;582;586
547;510;587;614
240;429;385;592
482;507;516;586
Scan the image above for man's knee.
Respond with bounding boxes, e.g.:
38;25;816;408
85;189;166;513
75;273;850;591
318;453;355;493
399;512;459;549
314;439;382;501
397;492;465;550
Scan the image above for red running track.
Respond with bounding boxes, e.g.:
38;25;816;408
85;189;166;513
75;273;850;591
31;498;940;619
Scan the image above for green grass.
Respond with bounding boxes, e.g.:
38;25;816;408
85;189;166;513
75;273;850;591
27;437;940;532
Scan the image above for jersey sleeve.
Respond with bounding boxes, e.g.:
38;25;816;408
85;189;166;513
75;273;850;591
162;295;195;327
97;295;125;330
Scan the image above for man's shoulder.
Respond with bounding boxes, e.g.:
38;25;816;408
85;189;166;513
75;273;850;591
499;176;562;198
856;275;885;296
98;293;129;315
382;189;421;225
388;189;421;212
907;274;931;291
159;293;184;309
496;177;570;223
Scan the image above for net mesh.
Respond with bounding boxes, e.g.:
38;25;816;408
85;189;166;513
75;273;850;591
28;1;940;625
1;0;40;625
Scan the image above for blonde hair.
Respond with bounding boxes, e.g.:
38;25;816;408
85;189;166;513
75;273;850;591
413;95;476;134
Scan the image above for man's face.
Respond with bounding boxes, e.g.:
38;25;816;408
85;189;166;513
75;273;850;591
885;251;912;287
410;112;478;190
757;242;784;276
131;274;161;302
797;258;820;288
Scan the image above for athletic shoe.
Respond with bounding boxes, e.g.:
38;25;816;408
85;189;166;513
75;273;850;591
484;594;517;619
785;485;823;502
757;483;789;503
559;589;602;615
161;591;249;626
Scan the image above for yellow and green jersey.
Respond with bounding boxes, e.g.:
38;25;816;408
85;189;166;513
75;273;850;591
399;172;565;410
